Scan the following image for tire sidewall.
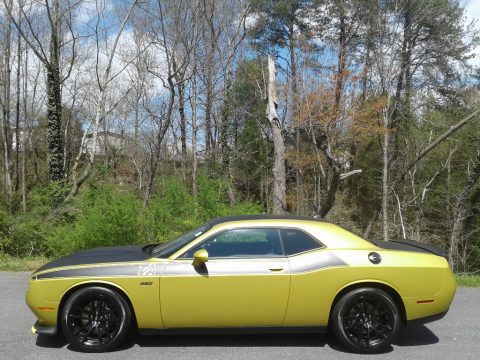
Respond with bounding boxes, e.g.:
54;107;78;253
61;286;131;353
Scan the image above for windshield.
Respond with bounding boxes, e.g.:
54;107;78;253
150;223;212;258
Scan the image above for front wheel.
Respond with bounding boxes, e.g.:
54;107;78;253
331;287;401;353
61;286;132;352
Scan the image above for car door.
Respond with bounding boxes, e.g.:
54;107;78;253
159;228;290;328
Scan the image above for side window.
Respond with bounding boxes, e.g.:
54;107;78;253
182;228;283;258
281;229;322;256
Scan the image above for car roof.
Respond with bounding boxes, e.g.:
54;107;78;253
207;215;326;226
203;215;376;251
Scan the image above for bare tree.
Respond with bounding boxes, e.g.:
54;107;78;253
266;55;286;214
64;0;138;203
4;0;79;182
449;149;480;272
141;0;195;207
0;1;13;207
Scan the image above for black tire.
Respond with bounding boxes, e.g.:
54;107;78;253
61;286;132;352
331;287;401;353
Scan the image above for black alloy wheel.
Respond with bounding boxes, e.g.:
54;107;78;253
331;287;401;353
61;286;132;352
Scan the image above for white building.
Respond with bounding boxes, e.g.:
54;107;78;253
82;131;128;156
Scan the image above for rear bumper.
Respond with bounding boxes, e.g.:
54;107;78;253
408;310;448;325
31;321;57;336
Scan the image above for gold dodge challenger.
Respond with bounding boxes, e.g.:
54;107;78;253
26;215;456;353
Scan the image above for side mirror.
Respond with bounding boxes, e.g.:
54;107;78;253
193;249;208;267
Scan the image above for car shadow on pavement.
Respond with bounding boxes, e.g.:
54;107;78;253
36;333;137;353
34;323;438;353
394;323;439;347
322;323;438;354
35;334;68;348
135;332;329;348
134;323;438;352
133;332;396;354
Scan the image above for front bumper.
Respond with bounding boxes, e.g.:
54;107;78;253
31;320;57;336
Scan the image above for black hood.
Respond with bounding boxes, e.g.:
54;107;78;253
35;245;150;273
371;239;446;258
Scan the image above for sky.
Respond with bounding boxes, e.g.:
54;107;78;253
466;0;480;21
466;0;480;66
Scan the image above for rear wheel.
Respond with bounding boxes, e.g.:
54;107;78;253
61;286;131;352
331;287;401;353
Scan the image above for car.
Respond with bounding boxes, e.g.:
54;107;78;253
26;215;456;353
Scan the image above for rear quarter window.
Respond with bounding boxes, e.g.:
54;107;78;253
281;229;322;255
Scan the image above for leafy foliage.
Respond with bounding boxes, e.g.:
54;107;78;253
48;185;143;256
0;176;262;258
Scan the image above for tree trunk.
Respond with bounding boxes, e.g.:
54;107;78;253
21;42;28;213
320;173;340;217
178;79;187;184
46;0;64;182
382;108;390;241
267;56;286;214
334;14;347;117
289;30;302;215
63;92;105;204
192;72;198;208
14;11;22;191
191;3;199;213
205;55;213;155
1;5;13;206
203;0;216;168
143;85;175;208
314;12;348;219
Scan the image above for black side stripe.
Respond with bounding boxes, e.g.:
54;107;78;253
36;263;159;279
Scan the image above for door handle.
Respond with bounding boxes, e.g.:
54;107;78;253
268;267;284;272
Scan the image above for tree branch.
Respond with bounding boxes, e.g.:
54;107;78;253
392;108;480;187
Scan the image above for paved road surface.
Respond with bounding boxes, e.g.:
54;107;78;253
1;272;478;360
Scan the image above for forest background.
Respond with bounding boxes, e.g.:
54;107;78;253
1;0;480;276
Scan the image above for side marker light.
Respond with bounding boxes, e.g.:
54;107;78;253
37;306;55;312
416;300;434;304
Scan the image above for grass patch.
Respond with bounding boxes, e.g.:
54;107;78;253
0;253;49;272
455;275;480;287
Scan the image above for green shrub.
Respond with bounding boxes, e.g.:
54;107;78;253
28;182;69;217
142;179;199;243
196;175;262;219
142;175;263;244
5;217;50;257
47;185;143;256
0;209;11;254
0;253;50;271
1;208;52;257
